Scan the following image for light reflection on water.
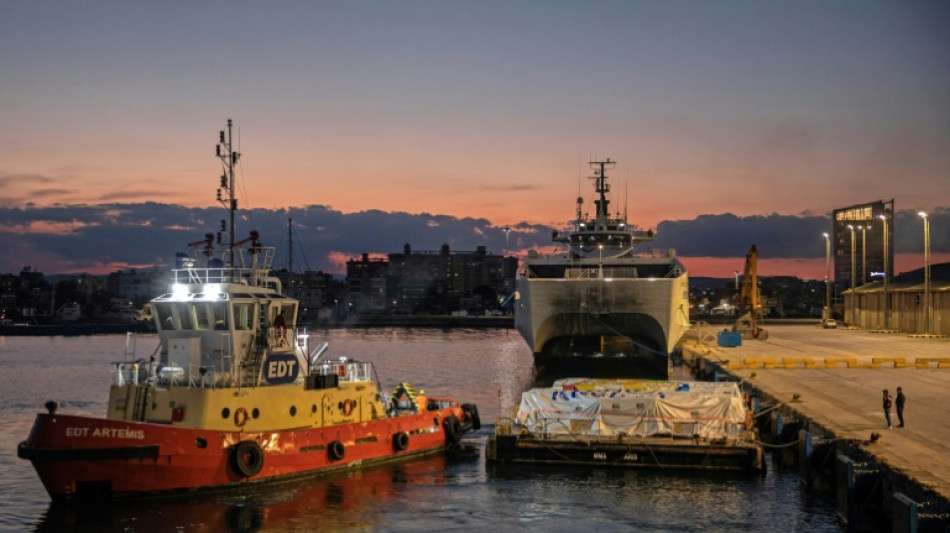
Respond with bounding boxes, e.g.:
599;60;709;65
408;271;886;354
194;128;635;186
1;329;840;532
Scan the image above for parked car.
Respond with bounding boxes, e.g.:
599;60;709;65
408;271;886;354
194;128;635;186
822;318;837;329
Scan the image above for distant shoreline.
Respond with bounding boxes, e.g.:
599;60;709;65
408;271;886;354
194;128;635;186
0;322;152;336
308;315;514;329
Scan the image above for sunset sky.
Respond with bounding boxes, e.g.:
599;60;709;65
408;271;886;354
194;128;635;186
1;2;948;278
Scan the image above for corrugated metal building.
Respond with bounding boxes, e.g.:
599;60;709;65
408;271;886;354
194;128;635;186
843;263;949;335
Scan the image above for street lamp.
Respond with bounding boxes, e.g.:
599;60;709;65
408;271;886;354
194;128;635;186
860;225;868;286
846;225;856;292
847;224;856;326
822;233;831;319
919;211;931;334
879;214;889;329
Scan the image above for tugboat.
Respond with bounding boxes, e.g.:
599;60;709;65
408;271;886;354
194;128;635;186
514;158;690;380
17;120;480;501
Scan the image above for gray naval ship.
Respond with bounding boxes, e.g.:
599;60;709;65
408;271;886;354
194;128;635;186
514;159;690;380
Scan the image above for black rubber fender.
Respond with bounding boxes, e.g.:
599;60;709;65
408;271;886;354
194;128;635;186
328;440;346;461
230;440;264;477
393;431;410;451
443;415;462;444
461;403;481;431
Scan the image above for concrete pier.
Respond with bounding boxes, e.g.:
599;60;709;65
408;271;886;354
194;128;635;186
682;323;950;531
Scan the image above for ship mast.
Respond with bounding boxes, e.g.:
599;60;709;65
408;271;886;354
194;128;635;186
589;158;615;226
216;119;241;266
288;217;293;275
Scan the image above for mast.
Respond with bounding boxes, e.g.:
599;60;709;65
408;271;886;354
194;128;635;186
588;158;615;225
288;217;293;275
216;119;241;266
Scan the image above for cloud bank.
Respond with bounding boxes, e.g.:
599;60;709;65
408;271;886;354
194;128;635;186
0;203;946;276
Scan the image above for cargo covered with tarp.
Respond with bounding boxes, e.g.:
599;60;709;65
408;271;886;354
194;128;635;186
514;379;750;440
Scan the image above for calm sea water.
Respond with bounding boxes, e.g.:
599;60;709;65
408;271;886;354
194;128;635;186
0;329;841;532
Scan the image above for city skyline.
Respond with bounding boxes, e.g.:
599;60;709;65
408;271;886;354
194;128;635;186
2;2;948;277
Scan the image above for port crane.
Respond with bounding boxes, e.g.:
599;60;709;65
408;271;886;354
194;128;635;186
733;245;768;340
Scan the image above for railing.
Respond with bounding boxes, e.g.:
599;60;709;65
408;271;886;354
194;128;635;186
171;246;277;286
312;358;374;383
113;361;221;388
113;362;148;386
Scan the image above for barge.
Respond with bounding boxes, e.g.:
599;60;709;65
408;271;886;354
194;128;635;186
486;378;764;473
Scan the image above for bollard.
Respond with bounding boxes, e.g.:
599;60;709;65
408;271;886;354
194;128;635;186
892;492;918;533
799;429;813;486
837;454;857;530
771;411;783;439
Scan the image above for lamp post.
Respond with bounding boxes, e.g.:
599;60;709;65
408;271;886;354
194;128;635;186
860;225;868;286
847;225;856;326
823;233;831;319
734;271;740;291
879;214;889;330
919;212;931;334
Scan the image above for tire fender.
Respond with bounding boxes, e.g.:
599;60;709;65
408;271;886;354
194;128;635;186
230;440;264;477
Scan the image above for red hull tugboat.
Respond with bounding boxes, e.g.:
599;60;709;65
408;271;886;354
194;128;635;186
17;120;480;501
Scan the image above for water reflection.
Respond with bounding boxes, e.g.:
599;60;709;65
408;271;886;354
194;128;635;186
35;451;469;532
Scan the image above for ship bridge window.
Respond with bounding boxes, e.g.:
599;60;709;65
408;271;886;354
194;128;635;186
155;303;175;331
177;303;195;330
194;303;212;331
233;303;254;330
278;302;297;327
211;302;229;330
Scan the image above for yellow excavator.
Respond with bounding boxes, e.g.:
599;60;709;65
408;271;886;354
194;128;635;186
734;245;768;340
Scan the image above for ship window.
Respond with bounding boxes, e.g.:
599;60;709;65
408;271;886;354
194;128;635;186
211;302;229;330
155;303;175;331
233;303;253;330
177;303;194;330
194;303;212;331
280;303;296;325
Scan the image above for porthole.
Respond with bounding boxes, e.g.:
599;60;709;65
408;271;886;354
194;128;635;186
221;407;231;419
311;404;317;413
252;408;260;419
289;405;297;416
196;437;207;449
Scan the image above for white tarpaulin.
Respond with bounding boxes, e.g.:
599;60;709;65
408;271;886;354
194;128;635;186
514;379;749;440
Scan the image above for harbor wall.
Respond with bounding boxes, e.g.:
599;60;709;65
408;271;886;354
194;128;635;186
683;340;950;533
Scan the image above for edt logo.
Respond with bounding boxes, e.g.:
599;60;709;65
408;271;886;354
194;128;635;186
263;353;299;384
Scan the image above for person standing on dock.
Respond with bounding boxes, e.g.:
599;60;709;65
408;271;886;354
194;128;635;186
895;387;905;428
882;389;894;429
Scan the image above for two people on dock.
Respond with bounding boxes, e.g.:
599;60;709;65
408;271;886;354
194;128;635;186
882;387;906;429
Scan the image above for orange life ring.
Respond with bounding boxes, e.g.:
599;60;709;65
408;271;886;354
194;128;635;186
341;398;355;416
234;407;249;427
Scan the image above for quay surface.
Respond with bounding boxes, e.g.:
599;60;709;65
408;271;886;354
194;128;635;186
682;323;950;525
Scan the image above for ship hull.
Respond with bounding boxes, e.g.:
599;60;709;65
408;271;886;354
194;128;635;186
18;405;469;501
515;271;689;380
